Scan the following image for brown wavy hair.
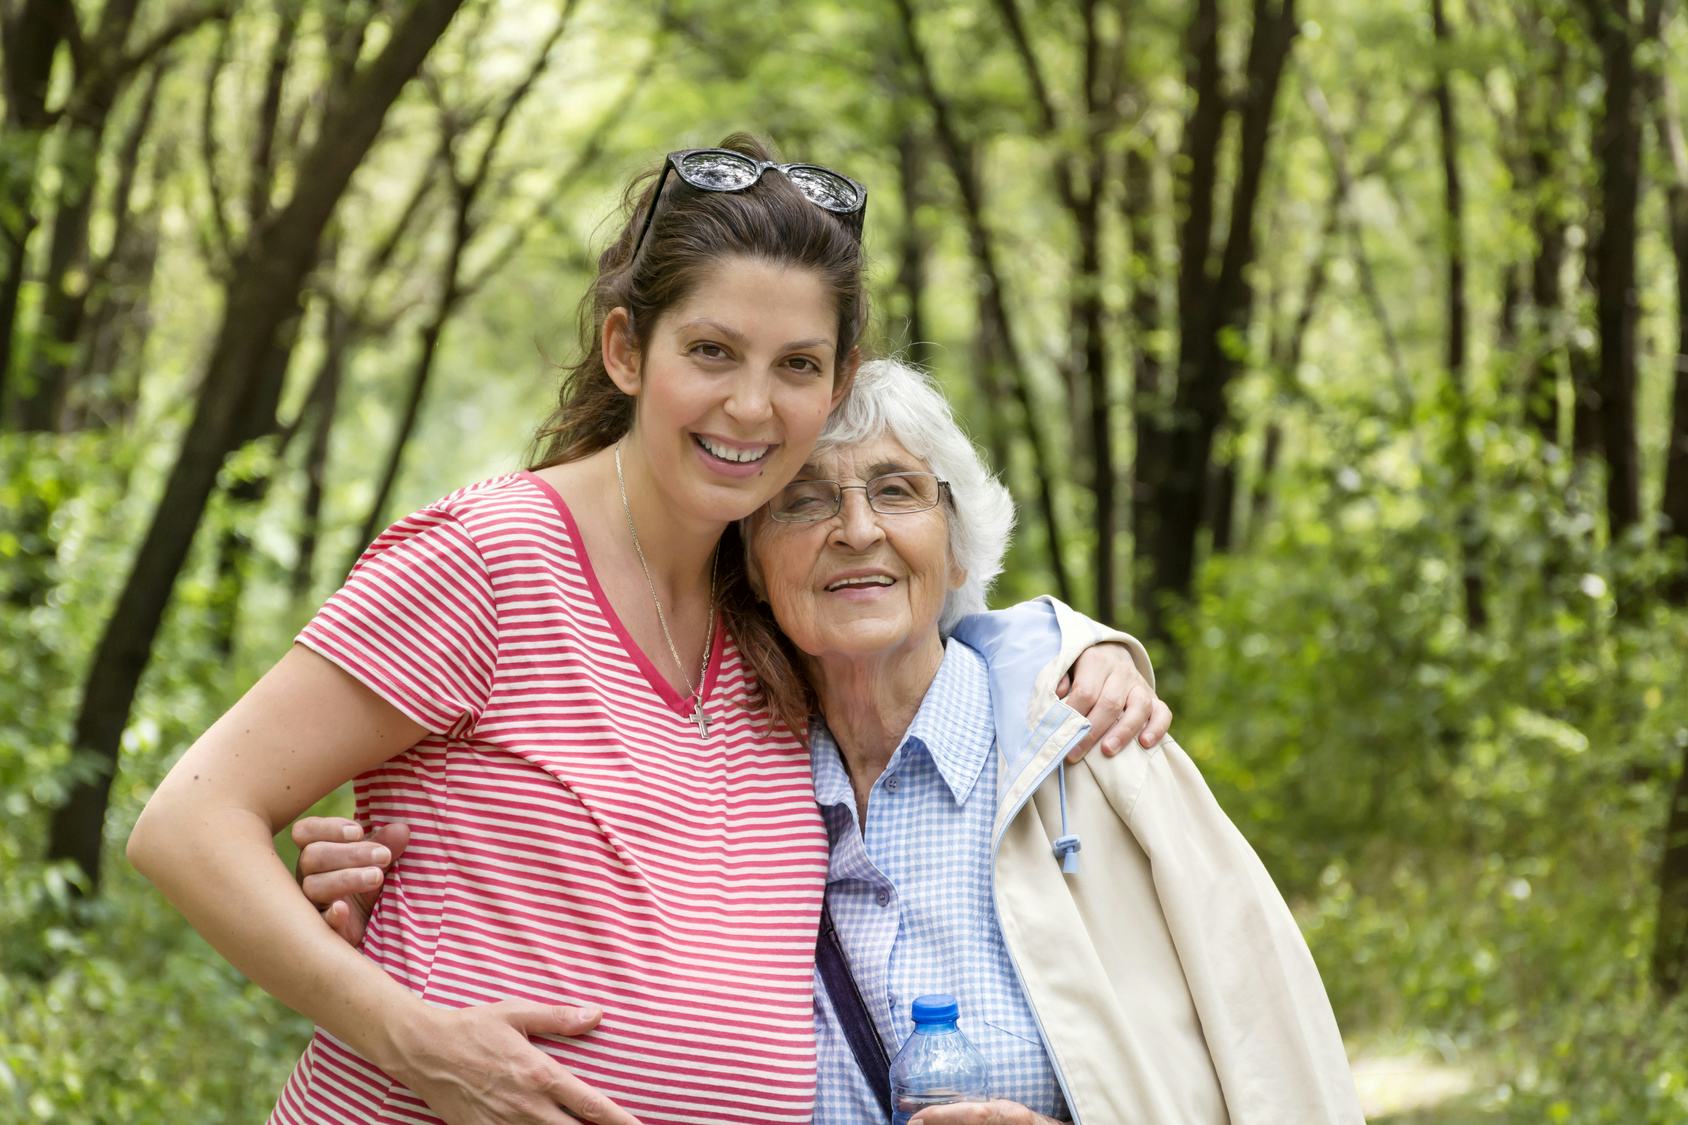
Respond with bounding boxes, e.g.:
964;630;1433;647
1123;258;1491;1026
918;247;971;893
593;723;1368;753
527;133;867;741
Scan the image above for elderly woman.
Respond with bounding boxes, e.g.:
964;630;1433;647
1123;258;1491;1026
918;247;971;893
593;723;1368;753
305;360;1363;1123
742;360;1363;1124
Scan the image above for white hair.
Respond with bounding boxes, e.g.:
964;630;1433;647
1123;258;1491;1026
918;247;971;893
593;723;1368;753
815;357;1016;634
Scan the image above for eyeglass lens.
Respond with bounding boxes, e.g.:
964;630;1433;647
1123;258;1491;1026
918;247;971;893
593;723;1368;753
772;473;942;521
784;166;860;212
677;150;762;191
676;152;860;213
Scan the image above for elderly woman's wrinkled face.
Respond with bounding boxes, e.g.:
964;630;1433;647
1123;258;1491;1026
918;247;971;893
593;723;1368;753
749;434;964;667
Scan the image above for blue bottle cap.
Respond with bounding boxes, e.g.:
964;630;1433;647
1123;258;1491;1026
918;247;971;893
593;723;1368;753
910;994;959;1025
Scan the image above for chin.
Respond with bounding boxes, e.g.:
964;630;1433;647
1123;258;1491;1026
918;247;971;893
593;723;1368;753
826;623;914;654
691;479;780;523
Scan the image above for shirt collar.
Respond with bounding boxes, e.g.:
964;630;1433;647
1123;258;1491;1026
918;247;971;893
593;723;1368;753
810;637;995;810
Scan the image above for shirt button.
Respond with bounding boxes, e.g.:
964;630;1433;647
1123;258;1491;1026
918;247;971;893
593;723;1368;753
875;889;891;907
884;774;900;792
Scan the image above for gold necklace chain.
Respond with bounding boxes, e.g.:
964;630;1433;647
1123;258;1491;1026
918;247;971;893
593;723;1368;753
615;440;718;738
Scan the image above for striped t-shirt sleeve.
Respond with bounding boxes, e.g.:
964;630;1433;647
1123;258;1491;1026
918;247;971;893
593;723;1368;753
296;509;498;736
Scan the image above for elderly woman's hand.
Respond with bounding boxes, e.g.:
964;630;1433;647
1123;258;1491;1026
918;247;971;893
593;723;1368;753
293;815;408;945
1057;642;1171;762
909;1100;1064;1124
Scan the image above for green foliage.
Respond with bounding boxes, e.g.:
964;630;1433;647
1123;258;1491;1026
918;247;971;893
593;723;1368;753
1172;444;1688;1118
4;0;1688;1120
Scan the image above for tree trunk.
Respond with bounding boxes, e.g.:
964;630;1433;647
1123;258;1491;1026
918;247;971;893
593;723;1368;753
349;306;454;575
1583;0;1645;541
295;304;349;596
1147;0;1298;626
1655;742;1688;997
1251;111;1345;540
0;0;75;411
349;16;566;569
1077;0;1114;618
1125;141;1165;615
46;0;464;890
67;65;165;431
891;0;1073;604
1652;75;1688;601
1431;0;1488;631
893;125;932;372
1206;450;1237;554
1524;37;1571;446
12;2;146;432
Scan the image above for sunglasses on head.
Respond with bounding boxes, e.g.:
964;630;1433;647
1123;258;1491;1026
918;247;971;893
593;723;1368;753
630;148;868;265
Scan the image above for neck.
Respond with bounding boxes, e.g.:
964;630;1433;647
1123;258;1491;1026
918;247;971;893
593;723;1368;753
611;439;724;598
812;634;946;811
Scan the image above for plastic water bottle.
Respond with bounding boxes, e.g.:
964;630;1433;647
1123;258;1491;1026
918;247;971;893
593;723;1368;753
888;994;991;1125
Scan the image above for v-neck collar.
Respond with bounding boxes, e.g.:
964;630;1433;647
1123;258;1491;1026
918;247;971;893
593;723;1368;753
519;470;723;719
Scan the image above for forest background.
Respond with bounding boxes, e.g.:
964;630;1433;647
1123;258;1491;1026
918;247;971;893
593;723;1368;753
3;0;1687;1119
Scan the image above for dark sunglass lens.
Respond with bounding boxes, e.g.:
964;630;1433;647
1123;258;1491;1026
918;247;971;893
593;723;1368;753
785;166;861;212
678;150;761;191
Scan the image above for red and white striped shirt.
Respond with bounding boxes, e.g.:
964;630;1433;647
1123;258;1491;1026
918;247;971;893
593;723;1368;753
271;472;828;1125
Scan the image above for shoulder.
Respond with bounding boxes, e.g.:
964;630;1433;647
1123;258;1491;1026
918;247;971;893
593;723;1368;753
380;473;572;559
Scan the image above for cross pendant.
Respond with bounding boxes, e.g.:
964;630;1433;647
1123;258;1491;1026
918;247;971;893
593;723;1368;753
692;705;710;739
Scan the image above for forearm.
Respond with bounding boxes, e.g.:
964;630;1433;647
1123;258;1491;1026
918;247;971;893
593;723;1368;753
130;792;430;1075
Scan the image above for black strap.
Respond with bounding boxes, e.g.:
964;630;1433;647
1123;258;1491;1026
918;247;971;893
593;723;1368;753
815;899;893;1120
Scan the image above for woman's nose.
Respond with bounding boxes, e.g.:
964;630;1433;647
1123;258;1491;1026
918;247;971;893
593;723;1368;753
829;488;886;549
724;370;774;424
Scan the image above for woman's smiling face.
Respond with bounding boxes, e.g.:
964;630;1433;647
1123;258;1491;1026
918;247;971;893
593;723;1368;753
748;433;964;668
610;254;850;526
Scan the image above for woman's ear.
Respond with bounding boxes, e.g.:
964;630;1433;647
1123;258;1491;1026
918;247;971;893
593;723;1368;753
831;346;862;409
603;307;641;395
949;558;968;592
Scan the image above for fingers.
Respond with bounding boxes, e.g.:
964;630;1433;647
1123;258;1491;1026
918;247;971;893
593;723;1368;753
538;1066;642;1125
1105;684;1153;756
1142;697;1173;746
291;815;363;849
322;899;368;945
299;839;395;879
301;864;385;909
370;821;411;864
1064;670;1127;763
1060;666;1100;718
504;1005;643;1124
505;1001;606;1039
910;1101;1041;1124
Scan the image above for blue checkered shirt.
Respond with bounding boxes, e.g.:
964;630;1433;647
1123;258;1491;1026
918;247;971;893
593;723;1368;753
810;638;1069;1122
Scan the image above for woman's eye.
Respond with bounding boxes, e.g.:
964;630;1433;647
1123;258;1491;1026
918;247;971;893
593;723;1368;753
690;342;729;360
786;355;821;374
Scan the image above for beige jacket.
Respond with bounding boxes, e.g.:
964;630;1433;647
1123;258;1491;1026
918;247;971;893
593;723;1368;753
954;598;1365;1124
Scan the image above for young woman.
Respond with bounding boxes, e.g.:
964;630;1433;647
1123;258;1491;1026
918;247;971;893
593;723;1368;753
128;137;1164;1125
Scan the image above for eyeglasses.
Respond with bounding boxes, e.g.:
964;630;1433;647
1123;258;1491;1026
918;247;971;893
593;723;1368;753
768;472;949;524
630;148;868;266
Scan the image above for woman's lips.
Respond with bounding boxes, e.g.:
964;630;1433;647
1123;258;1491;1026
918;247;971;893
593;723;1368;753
692;433;774;478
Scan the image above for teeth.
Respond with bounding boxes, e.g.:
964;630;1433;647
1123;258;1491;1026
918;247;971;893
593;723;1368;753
697;435;771;463
827;576;894;591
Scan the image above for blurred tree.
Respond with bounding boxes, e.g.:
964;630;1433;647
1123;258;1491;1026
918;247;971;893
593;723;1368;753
1655;39;1688;602
46;0;466;890
1136;0;1299;632
1430;0;1488;629
889;0;1075;605
3;0;225;433
1578;0;1656;545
